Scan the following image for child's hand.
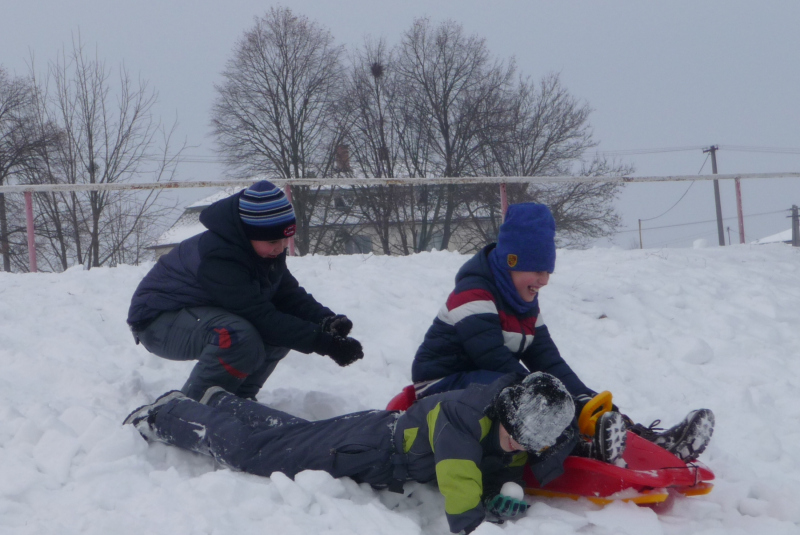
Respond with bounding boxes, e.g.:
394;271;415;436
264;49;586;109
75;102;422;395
486;493;528;519
321;314;353;337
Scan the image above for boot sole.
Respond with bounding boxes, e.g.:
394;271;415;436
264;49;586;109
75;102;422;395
598;412;628;465
671;409;715;462
123;390;186;426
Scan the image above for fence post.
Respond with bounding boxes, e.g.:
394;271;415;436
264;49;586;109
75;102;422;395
735;178;746;244
25;191;37;273
284;183;295;256
792;205;799;247
499;183;508;222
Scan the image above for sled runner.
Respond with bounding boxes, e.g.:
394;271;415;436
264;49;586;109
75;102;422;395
386;387;714;510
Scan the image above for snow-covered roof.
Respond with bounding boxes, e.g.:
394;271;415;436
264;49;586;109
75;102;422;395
753;228;793;245
186;187;241;209
153;220;206;247
152;187;241;247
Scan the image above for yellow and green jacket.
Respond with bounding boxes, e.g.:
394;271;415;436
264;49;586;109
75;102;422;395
394;373;577;533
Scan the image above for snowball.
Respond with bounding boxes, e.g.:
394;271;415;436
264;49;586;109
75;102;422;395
500;482;524;500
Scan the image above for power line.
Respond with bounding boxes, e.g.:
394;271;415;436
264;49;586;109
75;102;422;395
638;155;710;223
617;208;790;234
639;182;695;222
720;145;800;155
593;144;800;157
593;146;706;156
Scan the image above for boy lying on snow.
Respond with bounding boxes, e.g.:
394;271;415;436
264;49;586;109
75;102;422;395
412;202;715;464
125;372;577;534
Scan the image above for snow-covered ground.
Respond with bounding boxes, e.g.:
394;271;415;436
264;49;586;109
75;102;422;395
2;243;800;535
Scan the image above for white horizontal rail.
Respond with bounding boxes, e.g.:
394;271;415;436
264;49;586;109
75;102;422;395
1;172;800;193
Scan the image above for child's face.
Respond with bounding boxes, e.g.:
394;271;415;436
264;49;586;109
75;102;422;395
498;424;525;453
510;270;550;302
250;238;289;258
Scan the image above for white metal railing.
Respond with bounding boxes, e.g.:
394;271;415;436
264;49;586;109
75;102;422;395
2;171;799;271
2;172;800;193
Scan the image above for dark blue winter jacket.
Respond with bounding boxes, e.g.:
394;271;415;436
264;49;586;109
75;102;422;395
412;245;594;400
127;190;334;354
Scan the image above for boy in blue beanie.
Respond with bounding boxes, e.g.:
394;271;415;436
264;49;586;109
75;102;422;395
127;180;364;401
411;203;715;464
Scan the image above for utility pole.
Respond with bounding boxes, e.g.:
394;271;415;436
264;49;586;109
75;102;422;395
638;219;643;249
792;205;799;247
704;146;726;246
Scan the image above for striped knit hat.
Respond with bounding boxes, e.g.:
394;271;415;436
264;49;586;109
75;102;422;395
238;181;297;241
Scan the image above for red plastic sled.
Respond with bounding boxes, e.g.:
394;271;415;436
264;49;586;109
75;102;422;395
523;432;714;508
386;385;417;411
386;386;714;509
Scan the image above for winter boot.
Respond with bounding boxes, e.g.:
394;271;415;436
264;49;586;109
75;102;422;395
123;390;187;441
629;409;715;462
198;386;231;406
574;411;627;466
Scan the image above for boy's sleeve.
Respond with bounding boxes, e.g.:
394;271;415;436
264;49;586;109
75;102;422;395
272;268;334;323
427;401;491;534
521;323;594;399
197;253;326;354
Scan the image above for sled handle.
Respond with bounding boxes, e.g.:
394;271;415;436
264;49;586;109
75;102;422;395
578;391;614;436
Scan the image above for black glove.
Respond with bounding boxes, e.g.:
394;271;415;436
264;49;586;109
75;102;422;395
326;335;363;367
321;314;353;337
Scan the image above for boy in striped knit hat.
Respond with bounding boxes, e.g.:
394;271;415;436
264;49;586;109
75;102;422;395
127;180;363;401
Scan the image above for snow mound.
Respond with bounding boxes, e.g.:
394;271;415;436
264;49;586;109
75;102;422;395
2;245;800;534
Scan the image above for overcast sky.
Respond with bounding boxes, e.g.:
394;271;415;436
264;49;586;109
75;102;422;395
3;1;799;248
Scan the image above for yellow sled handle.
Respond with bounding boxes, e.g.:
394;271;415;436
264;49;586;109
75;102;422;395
578;391;614;437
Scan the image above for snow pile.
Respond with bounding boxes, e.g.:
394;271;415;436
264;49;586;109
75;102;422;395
2;244;800;534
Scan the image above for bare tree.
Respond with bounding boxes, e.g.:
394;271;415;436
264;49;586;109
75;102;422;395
342;39;406;254
461;73;632;249
536;157;633;248
0;66;48;271
395;18;515;250
16;40;183;271
212;7;346;255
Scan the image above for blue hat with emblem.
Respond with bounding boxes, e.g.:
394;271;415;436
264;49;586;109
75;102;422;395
494;203;556;273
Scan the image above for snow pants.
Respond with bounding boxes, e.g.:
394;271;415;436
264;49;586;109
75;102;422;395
415;370;506;399
150;390;399;486
135;307;290;401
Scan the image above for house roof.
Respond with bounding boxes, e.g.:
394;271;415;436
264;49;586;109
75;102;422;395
753;228;793;245
152;188;240;247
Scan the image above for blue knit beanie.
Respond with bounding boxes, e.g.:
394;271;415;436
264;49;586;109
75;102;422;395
238;180;296;241
494;203;556;273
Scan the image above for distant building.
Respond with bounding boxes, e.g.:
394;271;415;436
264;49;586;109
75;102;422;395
753;228;793;245
149;189;238;259
150;186;496;259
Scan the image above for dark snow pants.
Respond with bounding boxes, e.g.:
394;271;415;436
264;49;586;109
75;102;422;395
135;307;290;401
150;390;399;486
414;370;507;399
